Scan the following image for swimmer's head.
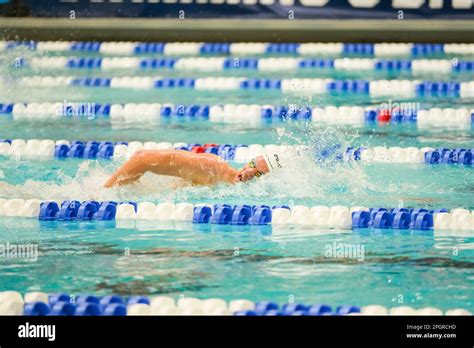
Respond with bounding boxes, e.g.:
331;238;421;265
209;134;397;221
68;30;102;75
236;153;284;182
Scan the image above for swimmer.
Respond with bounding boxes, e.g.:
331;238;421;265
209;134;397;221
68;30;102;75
104;149;283;188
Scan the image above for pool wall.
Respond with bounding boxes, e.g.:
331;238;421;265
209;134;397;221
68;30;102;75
2;18;474;43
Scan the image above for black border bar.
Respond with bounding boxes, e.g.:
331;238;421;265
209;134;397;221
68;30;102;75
0;315;472;346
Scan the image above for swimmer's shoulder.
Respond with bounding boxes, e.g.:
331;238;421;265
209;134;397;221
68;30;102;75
175;149;219;160
201;152;221;159
197;152;227;163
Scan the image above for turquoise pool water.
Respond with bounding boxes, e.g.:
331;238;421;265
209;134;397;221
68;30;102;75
0;46;473;311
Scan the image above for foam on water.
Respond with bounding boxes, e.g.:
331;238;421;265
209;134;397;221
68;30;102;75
0;161;187;201
171;124;372;204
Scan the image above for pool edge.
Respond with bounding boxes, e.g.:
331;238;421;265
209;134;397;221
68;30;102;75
1;18;474;43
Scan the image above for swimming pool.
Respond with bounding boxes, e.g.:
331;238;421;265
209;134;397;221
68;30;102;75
0;41;473;316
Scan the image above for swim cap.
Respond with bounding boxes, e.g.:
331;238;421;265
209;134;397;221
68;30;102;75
262;153;284;172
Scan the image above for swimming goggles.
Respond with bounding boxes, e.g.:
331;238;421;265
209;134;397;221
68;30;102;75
247;158;264;177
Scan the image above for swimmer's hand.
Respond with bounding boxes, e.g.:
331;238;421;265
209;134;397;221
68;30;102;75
236;168;258;182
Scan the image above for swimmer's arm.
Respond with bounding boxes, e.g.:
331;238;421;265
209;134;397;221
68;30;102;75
104;150;237;188
103;150;189;187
